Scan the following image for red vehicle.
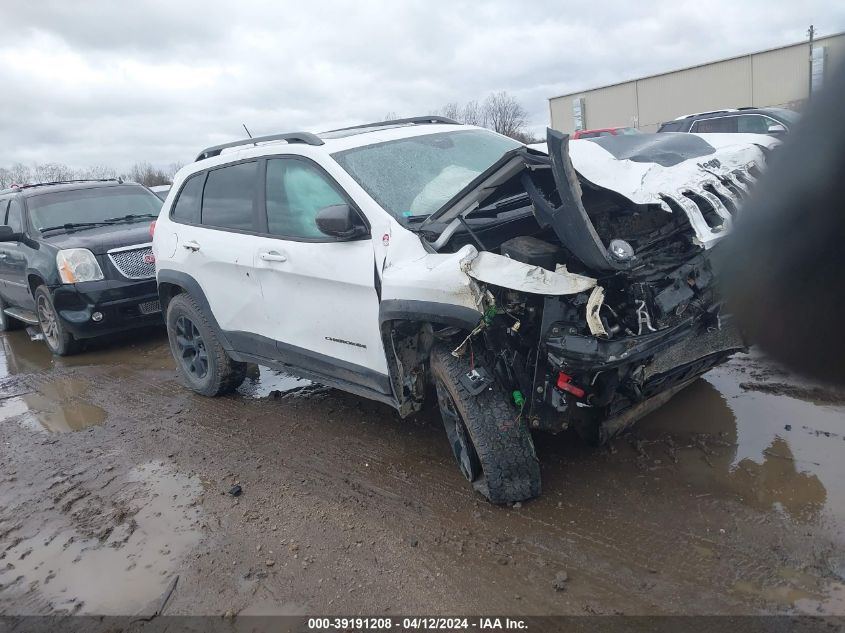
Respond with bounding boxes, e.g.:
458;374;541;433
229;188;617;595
572;126;640;139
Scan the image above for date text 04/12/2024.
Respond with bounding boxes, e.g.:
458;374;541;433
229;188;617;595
307;617;529;630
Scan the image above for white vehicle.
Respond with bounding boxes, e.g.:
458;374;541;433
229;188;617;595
149;184;171;201
153;116;773;503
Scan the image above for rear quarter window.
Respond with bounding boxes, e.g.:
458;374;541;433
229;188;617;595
201;162;257;231
171;173;204;224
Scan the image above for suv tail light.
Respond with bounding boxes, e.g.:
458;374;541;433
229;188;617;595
149;220;156;238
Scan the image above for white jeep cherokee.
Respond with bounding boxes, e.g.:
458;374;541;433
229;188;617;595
153;116;774;503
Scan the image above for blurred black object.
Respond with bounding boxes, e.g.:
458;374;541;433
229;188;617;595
719;63;845;385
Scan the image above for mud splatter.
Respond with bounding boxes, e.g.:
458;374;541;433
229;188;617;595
0;460;203;615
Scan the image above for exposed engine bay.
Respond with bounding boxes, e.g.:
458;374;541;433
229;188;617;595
399;130;772;442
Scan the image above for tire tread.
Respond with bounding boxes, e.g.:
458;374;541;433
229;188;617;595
167;293;246;396
430;345;541;504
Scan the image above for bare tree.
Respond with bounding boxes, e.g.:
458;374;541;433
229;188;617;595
33;163;77;183
1;159;180;189
125;161;171;187
439;102;461;121
81;164;118;180
166;162;184;180
462;100;484;126
436;92;529;140
8;163;33;186
482;91;528;139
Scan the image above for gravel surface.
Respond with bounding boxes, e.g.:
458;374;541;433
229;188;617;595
0;328;843;616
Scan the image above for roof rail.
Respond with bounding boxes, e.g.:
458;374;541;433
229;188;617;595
323;115;460;135
2;178;122;193
195;132;324;162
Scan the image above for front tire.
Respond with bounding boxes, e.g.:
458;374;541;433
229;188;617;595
166;293;246;396
430;345;541;504
35;286;80;356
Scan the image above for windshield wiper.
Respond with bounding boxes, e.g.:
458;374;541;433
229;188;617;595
40;221;115;234
104;213;158;223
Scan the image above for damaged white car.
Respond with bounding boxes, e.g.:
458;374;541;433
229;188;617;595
153;116;775;503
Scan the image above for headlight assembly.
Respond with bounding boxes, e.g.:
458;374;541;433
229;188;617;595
56;249;104;283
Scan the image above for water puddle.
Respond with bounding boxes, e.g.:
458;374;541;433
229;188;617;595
238;366;312;398
0;329;169;379
734;568;845;614
637;352;845;526
0;461;203;615
0;377;106;433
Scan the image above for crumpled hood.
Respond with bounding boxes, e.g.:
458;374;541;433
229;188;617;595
527;131;777;252
565;132;777;210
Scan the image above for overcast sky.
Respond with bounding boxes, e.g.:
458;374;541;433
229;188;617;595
1;0;842;170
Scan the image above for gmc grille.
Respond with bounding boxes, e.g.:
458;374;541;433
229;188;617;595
108;245;155;280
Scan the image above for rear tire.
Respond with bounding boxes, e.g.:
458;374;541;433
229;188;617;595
35;286;81;356
0;296;24;332
166;293;246;396
430;345;541;504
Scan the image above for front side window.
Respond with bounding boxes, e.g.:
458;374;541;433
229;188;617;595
265;159;346;239
26;185;162;233
6;199;23;233
332;129;521;221
171;173;204;224
692;116;738;133
201;162;257;231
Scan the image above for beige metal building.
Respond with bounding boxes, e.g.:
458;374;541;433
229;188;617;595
549;32;845;133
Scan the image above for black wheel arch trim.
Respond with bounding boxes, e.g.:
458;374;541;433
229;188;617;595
379;299;481;330
157;269;235;351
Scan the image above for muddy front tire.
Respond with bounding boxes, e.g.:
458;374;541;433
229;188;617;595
430;345;541;504
35;286;80;356
166;293;247;396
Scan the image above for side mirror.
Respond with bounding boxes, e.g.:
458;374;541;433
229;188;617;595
315;204;368;240
0;225;20;241
767;123;787;135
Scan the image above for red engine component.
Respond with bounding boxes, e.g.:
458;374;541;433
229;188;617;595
556;371;586;398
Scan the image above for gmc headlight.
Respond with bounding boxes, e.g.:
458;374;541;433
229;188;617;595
56;249;104;283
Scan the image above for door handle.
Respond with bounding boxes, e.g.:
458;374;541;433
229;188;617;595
182;241;201;252
259;252;287;263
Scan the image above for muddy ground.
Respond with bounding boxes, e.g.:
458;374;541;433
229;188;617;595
0;326;843;617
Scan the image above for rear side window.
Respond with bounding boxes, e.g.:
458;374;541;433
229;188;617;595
265;159;346;239
658;121;684;132
201;162;257;231
6;199;23;233
737;115;770;134
171;174;204;224
691;116;738;133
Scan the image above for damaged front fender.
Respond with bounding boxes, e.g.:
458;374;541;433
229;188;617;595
462;250;596;296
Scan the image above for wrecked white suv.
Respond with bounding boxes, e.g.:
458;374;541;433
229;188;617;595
153;116;774;503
